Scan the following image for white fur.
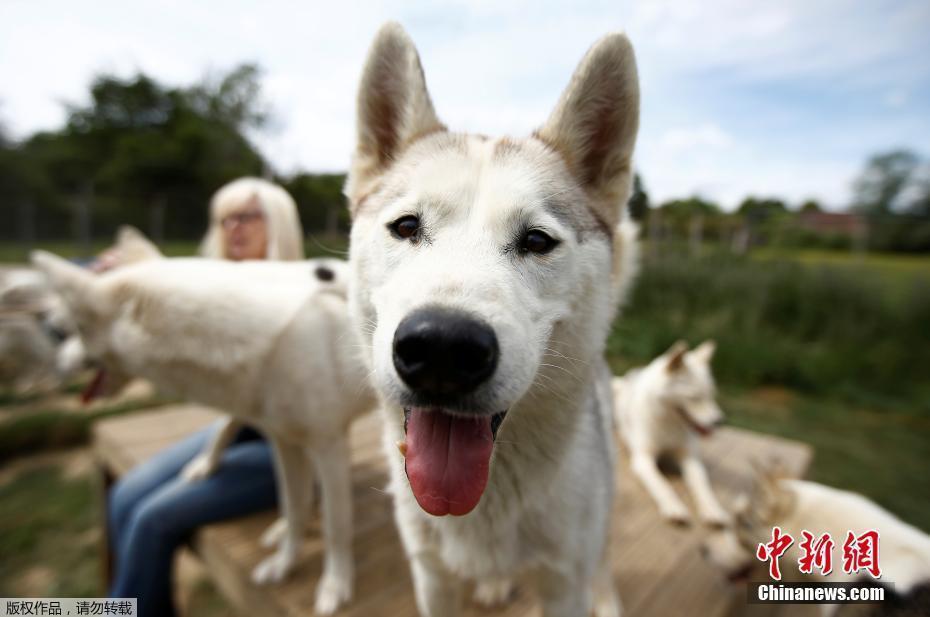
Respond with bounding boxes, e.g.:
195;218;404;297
703;475;930;617
0;268;83;393
346;22;640;617
613;340;729;525
31;251;375;615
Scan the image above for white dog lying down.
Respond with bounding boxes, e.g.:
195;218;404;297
702;467;930;616
32;251;375;614
344;22;639;617
0;268;84;393
613;340;729;525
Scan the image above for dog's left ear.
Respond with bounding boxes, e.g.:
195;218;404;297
30;250;101;316
345;22;445;215
536;32;640;227
692;340;717;363
666;340;688;372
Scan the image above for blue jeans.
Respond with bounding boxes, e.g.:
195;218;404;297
108;421;278;617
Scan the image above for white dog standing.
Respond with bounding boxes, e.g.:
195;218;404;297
613;340;730;525
32;252;375;614
345;22;640;617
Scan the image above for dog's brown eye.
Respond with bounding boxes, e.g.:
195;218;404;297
520;230;558;255
389;215;421;241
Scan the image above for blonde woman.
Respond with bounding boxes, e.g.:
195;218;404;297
108;177;304;617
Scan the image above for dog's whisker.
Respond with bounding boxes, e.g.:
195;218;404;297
307;235;350;257
538;362;583;383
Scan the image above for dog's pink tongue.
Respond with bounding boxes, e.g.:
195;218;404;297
81;369;107;405
404;407;493;517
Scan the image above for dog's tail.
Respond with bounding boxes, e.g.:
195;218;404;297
610;216;640;315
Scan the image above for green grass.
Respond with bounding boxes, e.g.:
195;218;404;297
0;397;168;463
608;248;930;406
0;464;99;597
720;387;930;532
0;460;230;615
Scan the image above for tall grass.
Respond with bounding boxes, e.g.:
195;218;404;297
608;249;930;409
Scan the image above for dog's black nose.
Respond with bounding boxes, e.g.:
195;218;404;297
393;307;499;397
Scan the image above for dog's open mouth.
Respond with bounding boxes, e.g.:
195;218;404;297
727;563;753;584
81;368;107;405
675;406;715;437
400;407;506;517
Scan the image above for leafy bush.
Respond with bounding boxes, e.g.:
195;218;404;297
608;249;930;408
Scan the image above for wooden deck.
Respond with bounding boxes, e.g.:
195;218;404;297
93;405;813;617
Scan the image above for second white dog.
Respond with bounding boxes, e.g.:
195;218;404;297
613;340;730;525
32;251;375;614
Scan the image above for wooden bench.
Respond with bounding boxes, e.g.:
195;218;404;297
93;405;813;617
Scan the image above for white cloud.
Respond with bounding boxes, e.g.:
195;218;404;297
0;0;927;209
883;89;909;108
657;123;735;153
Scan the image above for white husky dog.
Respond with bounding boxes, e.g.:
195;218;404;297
613;340;730;525
344;22;640;617
701;466;930;616
31;250;375;614
0;268;85;393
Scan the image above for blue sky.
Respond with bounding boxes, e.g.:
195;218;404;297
1;0;928;210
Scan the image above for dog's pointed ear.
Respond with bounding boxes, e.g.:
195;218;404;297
536;32;640;227
116;226;162;262
750;458;794;520
692;340;717;363
346;22;445;214
732;493;750;516
30;250;100;314
665;340;688;372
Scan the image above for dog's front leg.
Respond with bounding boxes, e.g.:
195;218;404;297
536;565;592;617
252;439;305;585
180;417;241;482
261;448;316;549
681;453;729;526
409;552;463;617
631;453;690;523
309;436;354;615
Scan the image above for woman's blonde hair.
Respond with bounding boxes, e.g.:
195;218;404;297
200;177;304;261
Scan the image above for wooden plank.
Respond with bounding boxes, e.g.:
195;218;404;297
94;406;814;617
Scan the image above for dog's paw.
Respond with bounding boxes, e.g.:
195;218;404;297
659;501;692;525
260;517;288;549
314;571;352;615
473;579;515;607
593;592;623;617
251;549;296;585
180;454;217;482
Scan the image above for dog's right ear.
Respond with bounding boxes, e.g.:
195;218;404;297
30;250;100;314
345;22;445;215
665;340;689;372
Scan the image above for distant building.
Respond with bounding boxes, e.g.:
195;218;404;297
796;211;867;237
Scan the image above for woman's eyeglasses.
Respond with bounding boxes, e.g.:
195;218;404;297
220;210;264;229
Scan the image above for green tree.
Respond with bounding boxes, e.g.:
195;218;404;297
283;173;349;234
737;196;788;223
852;150;919;215
851;150;930;252
628;173;650;221
799;200;822;213
11;66;268;243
